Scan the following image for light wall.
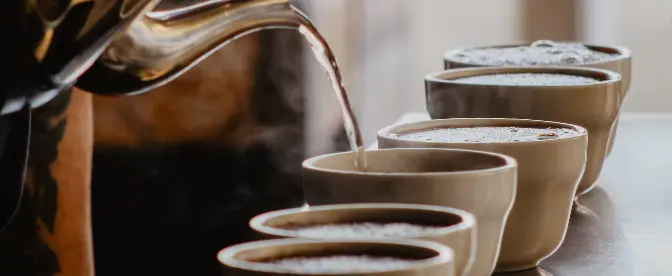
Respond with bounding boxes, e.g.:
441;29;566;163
305;0;525;152
304;0;668;155
619;0;672;112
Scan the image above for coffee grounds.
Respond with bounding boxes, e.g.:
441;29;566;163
454;73;599;86
269;255;416;273
451;40;617;66
395;126;580;143
289;222;444;238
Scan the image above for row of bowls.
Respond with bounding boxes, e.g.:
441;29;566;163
218;42;632;276
426;66;621;196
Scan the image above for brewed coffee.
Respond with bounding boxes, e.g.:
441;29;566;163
269;255;415;273
394;127;581;143
289;222;444;238
454;73;599;86
451;40;617;66
300;25;366;169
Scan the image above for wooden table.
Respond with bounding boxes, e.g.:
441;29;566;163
368;112;672;276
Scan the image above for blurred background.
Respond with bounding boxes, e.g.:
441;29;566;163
306;0;667;154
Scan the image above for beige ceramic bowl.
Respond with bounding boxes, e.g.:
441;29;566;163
378;118;588;272
425;66;620;195
218;238;455;276
443;42;631;157
249;203;476;276
302;148;517;276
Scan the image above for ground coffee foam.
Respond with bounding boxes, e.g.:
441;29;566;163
395;126;581;143
451;40;617;66
454;73;599;86
269;255;416;273
289;222;444;238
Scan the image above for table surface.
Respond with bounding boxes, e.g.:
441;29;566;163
368;112;672;276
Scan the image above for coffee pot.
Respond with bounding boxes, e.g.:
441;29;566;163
0;0;312;232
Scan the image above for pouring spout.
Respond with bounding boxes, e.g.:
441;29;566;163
75;0;309;95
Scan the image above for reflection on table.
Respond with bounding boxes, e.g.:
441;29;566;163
498;186;634;276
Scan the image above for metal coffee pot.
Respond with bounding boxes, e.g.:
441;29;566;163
0;0;312;232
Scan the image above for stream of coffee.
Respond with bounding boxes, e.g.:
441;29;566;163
298;23;367;170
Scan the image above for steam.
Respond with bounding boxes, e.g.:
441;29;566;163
267;30;306;114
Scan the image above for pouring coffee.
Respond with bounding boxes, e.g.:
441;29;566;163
0;0;363;274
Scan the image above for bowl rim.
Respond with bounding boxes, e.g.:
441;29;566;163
249;203;476;239
377;118;588;146
442;41;632;67
424;66;622;89
302;148;517;177
217;238;454;275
